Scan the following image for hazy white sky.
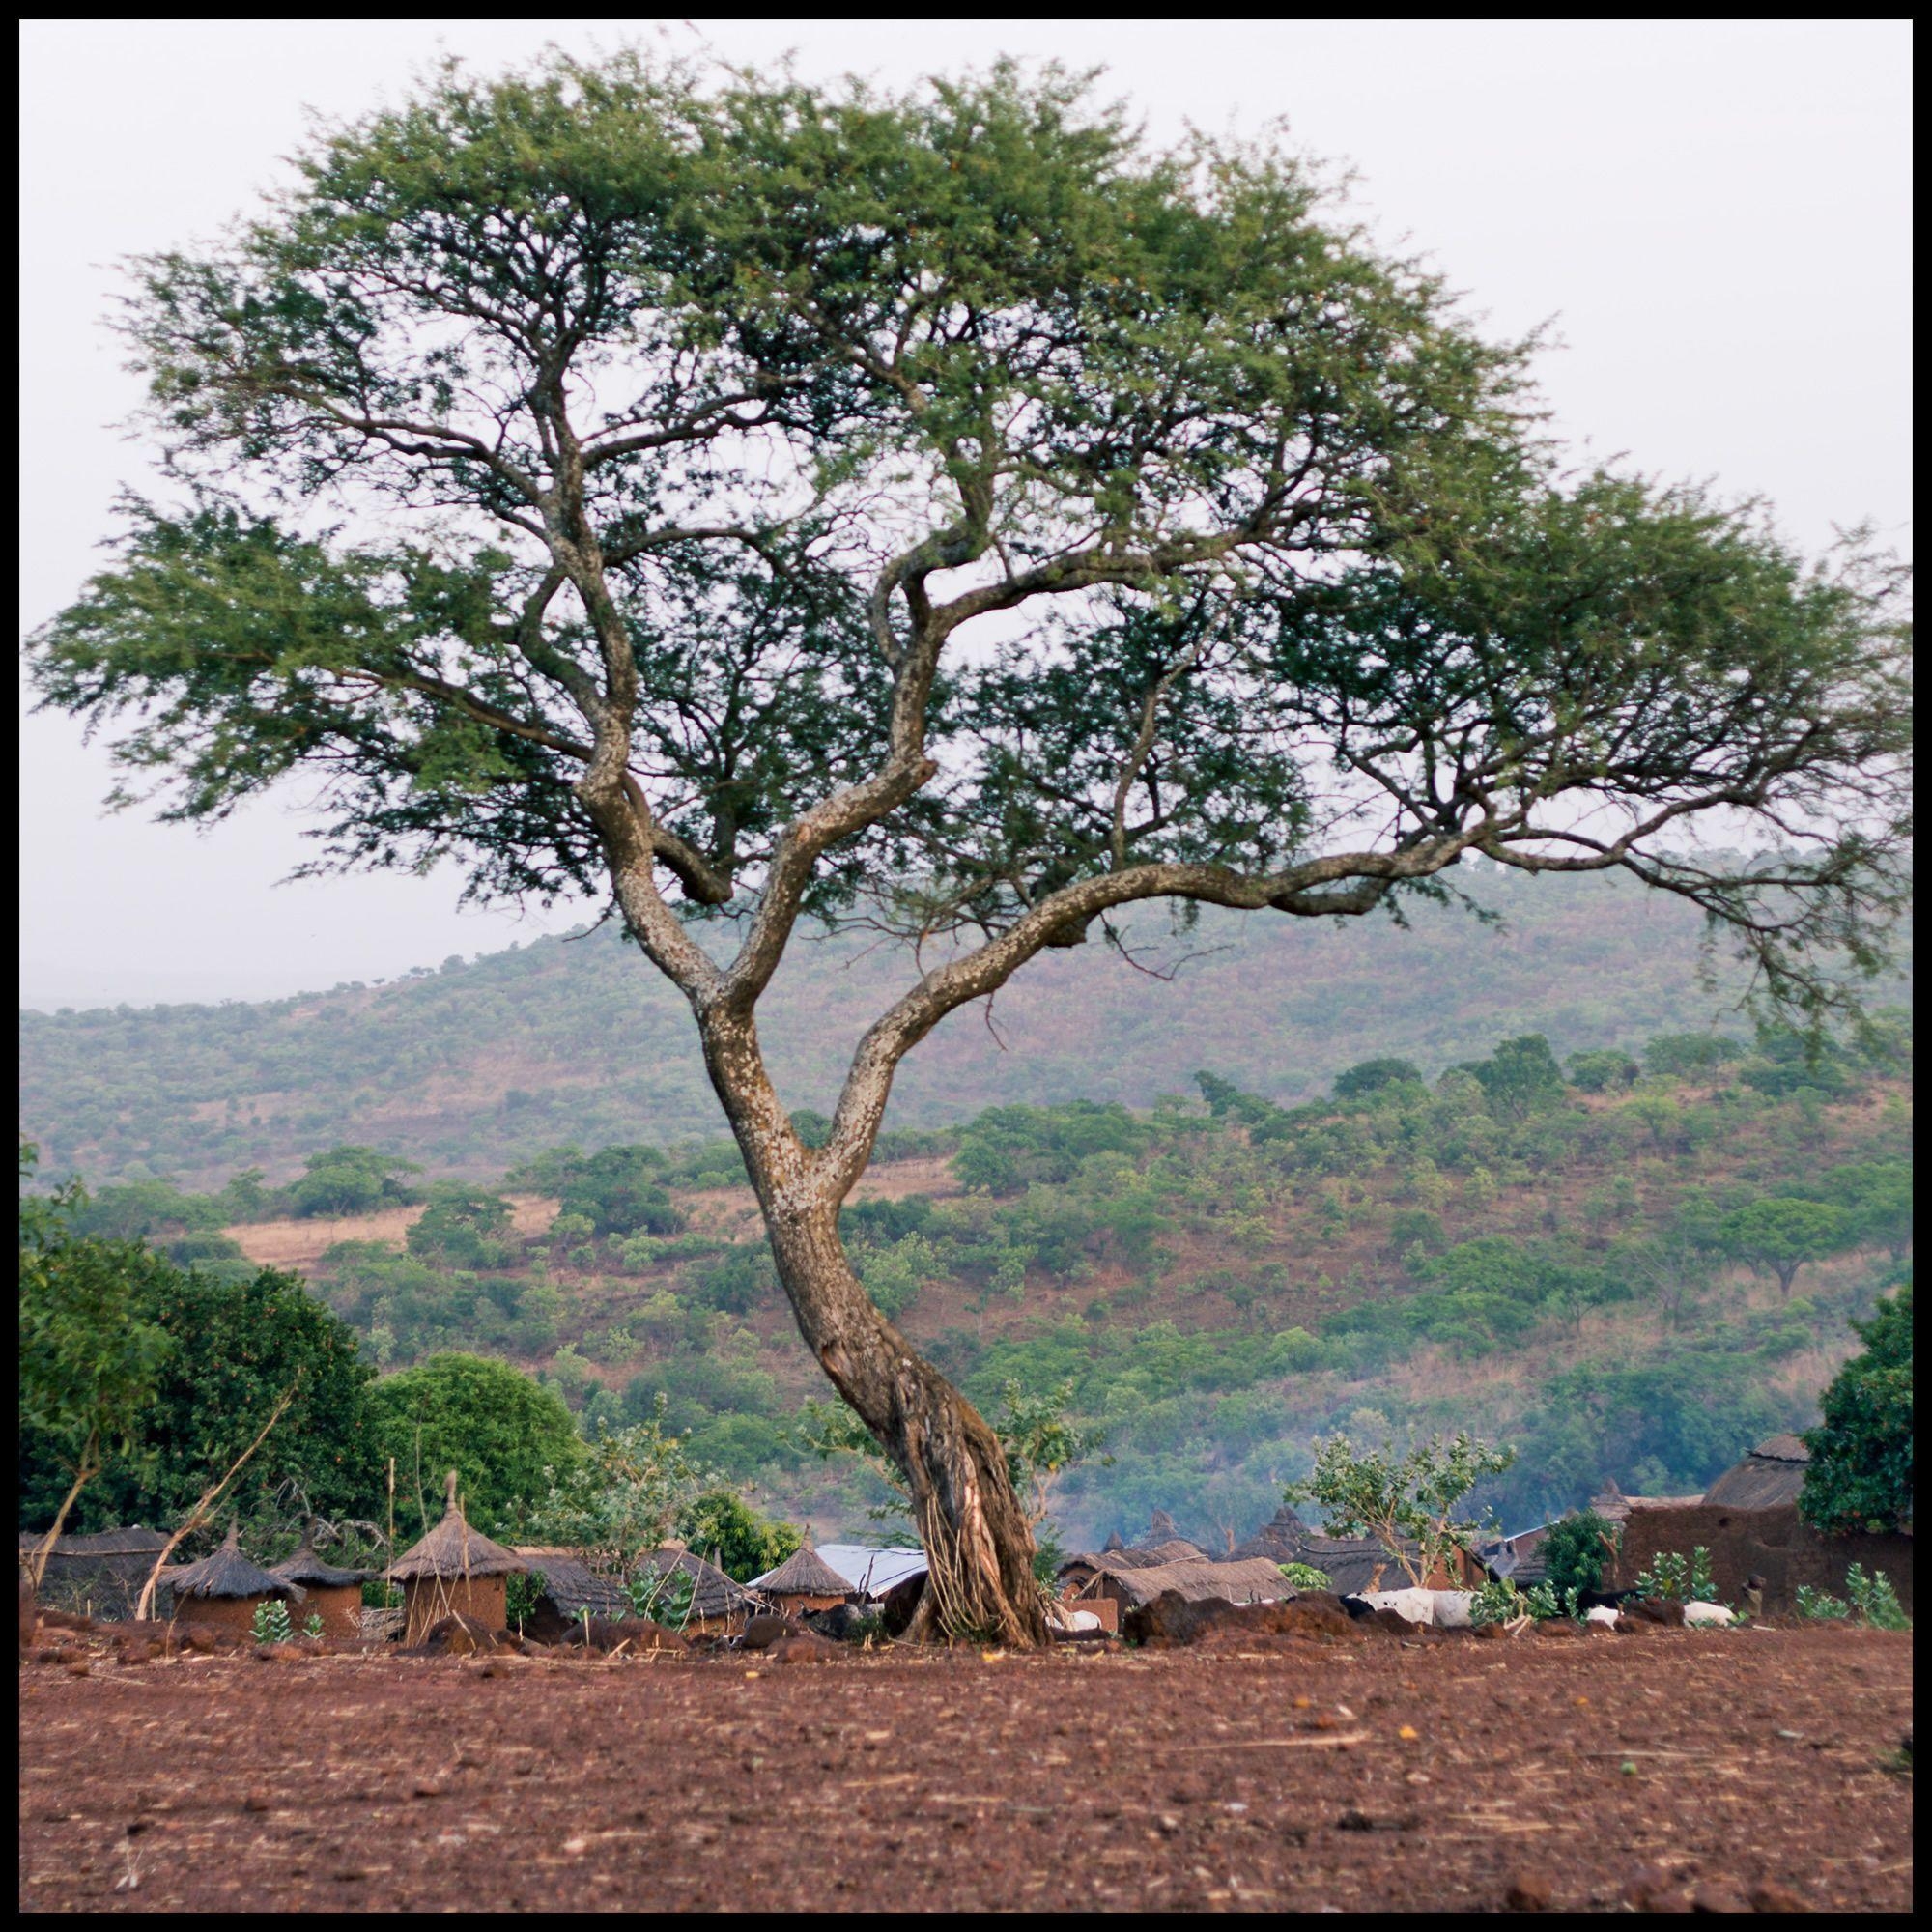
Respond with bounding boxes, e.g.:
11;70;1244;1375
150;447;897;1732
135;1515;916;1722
17;18;1913;1009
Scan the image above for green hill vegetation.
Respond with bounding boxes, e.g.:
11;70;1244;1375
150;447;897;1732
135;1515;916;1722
27;1009;1911;1549
23;865;1900;1192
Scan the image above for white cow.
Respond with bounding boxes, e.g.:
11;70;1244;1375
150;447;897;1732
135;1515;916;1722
1358;1588;1475;1628
1683;1601;1735;1627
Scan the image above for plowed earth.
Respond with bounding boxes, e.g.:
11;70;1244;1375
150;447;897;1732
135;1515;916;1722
17;1627;1912;1913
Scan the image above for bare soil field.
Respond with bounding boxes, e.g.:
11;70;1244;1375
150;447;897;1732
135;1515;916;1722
225;1195;558;1271
17;1627;1911;1913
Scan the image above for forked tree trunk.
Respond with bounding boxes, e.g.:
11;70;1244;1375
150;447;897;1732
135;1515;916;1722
760;1203;1047;1647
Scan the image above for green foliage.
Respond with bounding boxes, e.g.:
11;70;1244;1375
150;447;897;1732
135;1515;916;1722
18;1147;174;1517
369;1353;586;1537
674;1487;803;1583
1469;1577;1526;1625
1842;1564;1910;1630
1523;1579;1583;1622
1334;1058;1424;1100
1719;1198;1854;1293
1632;1546;1718;1605
251;1599;295;1644
1643;1034;1743;1078
1567;1049;1640;1094
1286;1430;1516;1588
511;1396;704;1576
288;1146;422;1219
505;1571;544;1630
1279;1561;1332;1590
1462;1036;1566;1122
626;1563;697;1629
301;1611;325;1638
1801;1280;1912;1534
1793;1583;1851;1621
406;1186;512;1267
1540;1510;1619;1598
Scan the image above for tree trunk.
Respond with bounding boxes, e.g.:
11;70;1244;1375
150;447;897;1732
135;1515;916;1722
26;1444;99;1592
761;1200;1048;1646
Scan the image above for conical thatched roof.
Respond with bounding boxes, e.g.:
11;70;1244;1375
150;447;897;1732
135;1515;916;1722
1133;1508;1184;1548
169;1524;302;1602
388;1474;528;1582
270;1520;369;1589
1102;1530;1126;1552
1231;1501;1312;1563
751;1541;854;1599
1703;1435;1812;1511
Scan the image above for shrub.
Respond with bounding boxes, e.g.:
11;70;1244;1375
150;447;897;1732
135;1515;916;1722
1843;1564;1911;1630
1794;1583;1851;1621
1633;1546;1717;1605
1470;1577;1527;1626
251;1599;295;1644
1540;1510;1619;1597
1279;1562;1332;1590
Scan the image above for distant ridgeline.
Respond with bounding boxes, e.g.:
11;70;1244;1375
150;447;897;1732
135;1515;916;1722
19;863;1912;1188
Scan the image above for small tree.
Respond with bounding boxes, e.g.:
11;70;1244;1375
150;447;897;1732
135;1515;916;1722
368;1352;586;1535
1802;1279;1912;1534
514;1396;704;1576
18;1147;173;1580
1719;1198;1853;1296
674;1487;803;1583
1286;1431;1516;1589
1539;1509;1619;1598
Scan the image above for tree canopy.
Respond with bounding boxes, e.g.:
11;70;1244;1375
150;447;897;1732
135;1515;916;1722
1801;1278;1912;1535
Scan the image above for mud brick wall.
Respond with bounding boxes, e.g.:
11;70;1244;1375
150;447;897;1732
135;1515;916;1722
1610;1503;1913;1614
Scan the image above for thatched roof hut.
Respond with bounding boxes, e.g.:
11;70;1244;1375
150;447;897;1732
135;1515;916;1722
1230;1502;1313;1564
168;1525;303;1635
1703;1435;1811;1511
750;1540;856;1611
270;1520;368;1638
18;1526;170;1619
1082;1554;1294;1612
389;1474;527;1641
643;1545;761;1628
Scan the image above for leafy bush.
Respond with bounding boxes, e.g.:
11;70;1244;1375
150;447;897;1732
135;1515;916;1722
1843;1563;1911;1630
251;1600;295;1643
1280;1561;1332;1590
1794;1583;1851;1621
1633;1546;1717;1605
1469;1577;1527;1625
1540;1510;1619;1597
1522;1579;1582;1621
1333;1058;1424;1100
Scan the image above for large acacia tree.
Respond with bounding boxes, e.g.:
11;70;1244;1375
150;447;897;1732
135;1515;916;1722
29;55;1910;1642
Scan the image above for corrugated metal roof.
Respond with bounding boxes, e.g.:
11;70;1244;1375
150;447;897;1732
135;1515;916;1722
807;1544;928;1598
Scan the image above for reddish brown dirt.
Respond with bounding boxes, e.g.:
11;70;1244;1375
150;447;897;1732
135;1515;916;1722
17;1627;1911;1912
225;1195;557;1270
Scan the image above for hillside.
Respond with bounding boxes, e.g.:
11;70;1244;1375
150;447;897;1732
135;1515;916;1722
23;863;1903;1190
62;1015;1909;1548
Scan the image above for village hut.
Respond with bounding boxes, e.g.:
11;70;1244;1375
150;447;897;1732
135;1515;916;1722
511;1548;632;1642
270;1521;368;1639
17;1526;171;1620
1702;1435;1811;1511
748;1538;856;1616
388;1473;528;1643
1230;1502;1313;1565
166;1525;305;1637
1071;1554;1296;1623
642;1545;763;1634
